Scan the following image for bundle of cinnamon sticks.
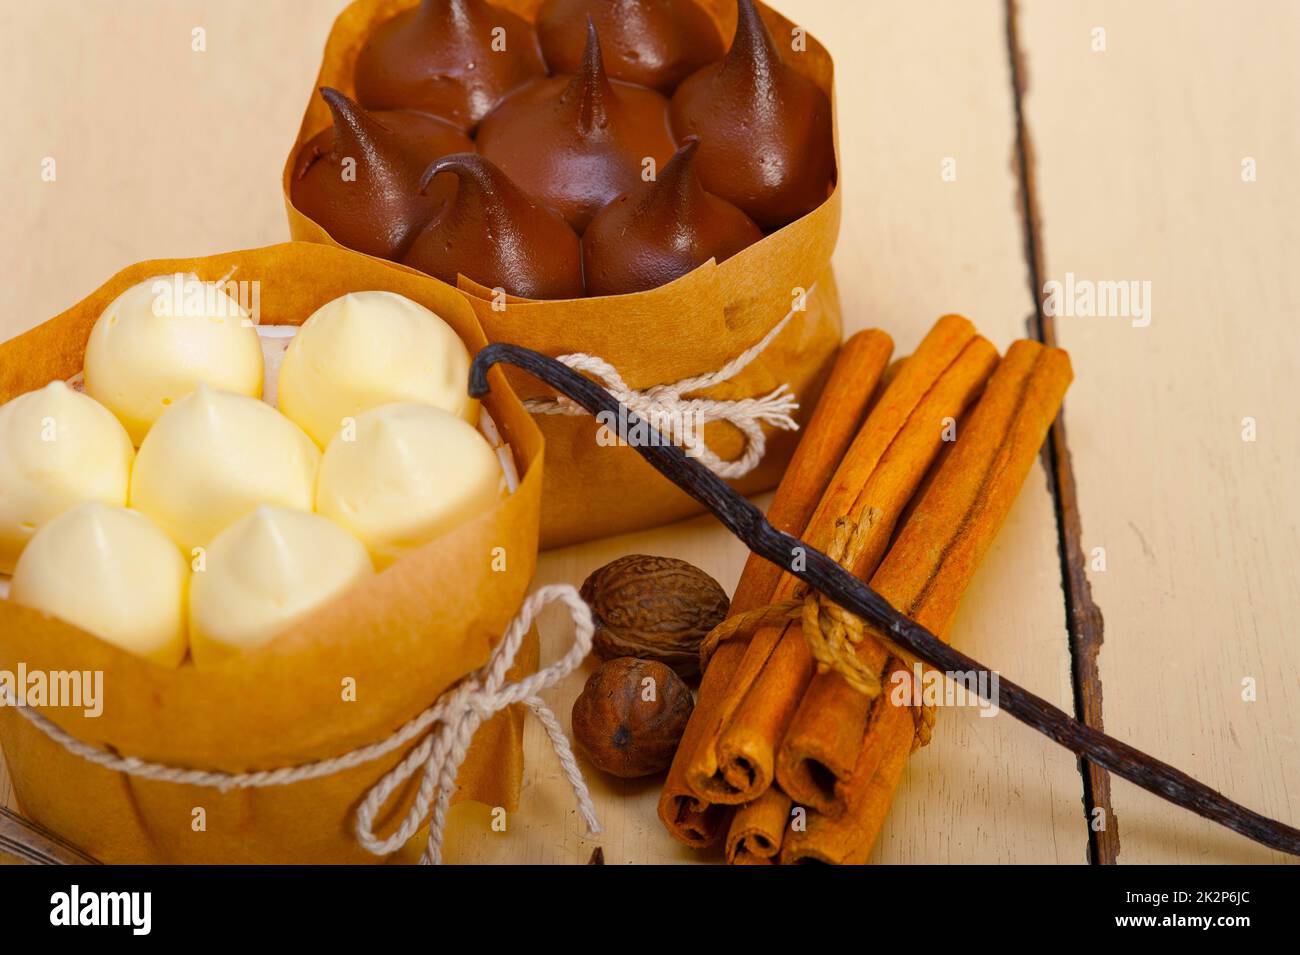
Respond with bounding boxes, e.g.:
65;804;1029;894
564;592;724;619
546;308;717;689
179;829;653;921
657;316;1073;863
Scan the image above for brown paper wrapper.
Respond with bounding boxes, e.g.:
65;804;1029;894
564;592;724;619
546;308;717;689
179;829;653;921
0;242;544;864
282;0;844;548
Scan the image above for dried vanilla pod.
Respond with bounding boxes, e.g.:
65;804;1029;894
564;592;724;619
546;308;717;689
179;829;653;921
579;554;730;679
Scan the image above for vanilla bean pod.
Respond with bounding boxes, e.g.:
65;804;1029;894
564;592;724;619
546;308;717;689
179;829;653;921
470;343;1300;856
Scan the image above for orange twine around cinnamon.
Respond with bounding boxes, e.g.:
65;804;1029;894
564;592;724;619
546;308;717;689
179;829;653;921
698;515;934;748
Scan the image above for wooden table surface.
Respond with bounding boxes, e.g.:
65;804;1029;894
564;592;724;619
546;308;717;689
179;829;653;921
1;0;1295;864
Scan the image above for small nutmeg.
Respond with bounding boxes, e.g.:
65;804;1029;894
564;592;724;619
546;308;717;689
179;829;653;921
580;554;730;679
572;658;694;778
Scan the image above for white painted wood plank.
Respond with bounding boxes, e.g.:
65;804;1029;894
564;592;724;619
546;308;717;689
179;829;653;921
813;0;1084;864
0;0;344;333
1020;0;1300;863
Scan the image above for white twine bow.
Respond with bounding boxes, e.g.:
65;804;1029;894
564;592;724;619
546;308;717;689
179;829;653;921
12;584;602;865
525;291;814;479
354;584;600;863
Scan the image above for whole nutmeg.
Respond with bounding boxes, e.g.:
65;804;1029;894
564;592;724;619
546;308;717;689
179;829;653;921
572;658;694;778
580;554;730;679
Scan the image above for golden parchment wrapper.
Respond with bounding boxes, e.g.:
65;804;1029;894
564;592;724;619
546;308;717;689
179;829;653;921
282;0;844;548
0;242;543;864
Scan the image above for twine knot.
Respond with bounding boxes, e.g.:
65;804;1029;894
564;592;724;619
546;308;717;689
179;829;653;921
799;514;882;697
524;294;813;479
695;513;935;749
355;584;602;863
15;584;603;865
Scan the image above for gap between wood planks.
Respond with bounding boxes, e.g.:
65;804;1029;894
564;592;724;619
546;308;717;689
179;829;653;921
1004;0;1118;865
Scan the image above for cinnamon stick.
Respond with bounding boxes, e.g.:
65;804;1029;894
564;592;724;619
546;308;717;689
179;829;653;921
476;340;1300;859
781;701;913;864
781;340;1073;861
726;787;793;864
657;329;893;846
731;329;895;616
774;337;1000;809
694;316;995;804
